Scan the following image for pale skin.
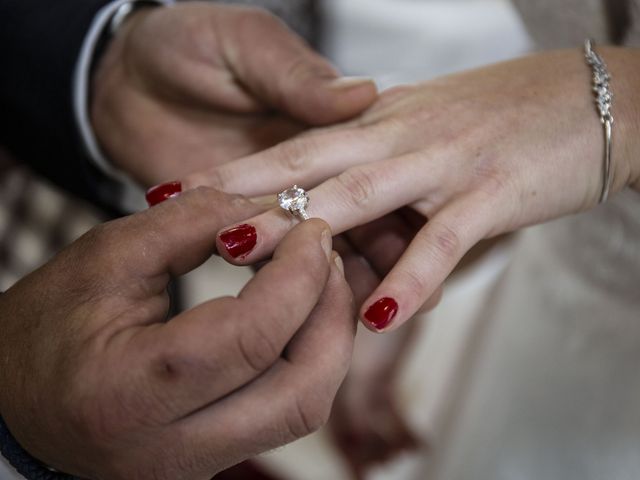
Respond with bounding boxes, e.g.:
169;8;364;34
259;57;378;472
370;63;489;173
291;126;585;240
0;189;355;480
182;47;640;332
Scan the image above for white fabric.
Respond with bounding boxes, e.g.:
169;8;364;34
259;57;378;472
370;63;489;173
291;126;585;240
321;0;533;89
432;190;640;480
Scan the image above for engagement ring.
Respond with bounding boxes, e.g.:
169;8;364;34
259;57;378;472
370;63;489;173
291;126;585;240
278;185;310;221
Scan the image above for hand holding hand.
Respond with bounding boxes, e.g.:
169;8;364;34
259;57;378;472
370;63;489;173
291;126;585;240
184;48;640;332
0;189;354;479
91;2;377;186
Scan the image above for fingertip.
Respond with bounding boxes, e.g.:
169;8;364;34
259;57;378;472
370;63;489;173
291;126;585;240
280;218;333;262
298;77;378;126
361;296;399;333
320;229;333;260
217;223;258;261
331;251;345;277
327;76;377;93
305;218;333;251
216;214;332;267
286;217;332;242
145;181;182;207
359;285;439;333
331;77;377;109
332;252;357;323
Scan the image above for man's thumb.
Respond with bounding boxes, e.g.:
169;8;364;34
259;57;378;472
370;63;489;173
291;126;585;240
219;8;378;125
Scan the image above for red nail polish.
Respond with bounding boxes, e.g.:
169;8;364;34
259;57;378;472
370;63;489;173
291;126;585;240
364;297;398;330
219;224;257;259
146;181;182;207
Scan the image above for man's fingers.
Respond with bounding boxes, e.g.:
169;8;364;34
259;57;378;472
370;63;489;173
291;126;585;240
218;7;377;125
359;196;491;332
133;219;334;419
175;255;355;475
90;187;265;289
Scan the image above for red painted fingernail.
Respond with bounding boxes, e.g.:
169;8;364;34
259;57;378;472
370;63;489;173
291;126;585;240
364;297;399;330
219;224;257;259
146;181;182;207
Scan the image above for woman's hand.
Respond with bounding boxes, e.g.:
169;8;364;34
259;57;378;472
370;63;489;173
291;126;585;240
0;188;355;480
92;2;377;187
184;47;640;332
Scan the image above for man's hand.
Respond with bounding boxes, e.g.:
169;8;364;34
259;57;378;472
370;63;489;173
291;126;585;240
91;2;377;187
0;188;355;479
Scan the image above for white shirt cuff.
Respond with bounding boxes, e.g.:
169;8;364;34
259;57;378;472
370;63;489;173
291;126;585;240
73;0;174;212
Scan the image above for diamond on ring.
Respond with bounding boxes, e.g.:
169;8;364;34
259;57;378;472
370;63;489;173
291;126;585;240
278;185;310;221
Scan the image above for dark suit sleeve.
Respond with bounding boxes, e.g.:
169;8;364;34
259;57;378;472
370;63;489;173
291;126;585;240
0;0;114;204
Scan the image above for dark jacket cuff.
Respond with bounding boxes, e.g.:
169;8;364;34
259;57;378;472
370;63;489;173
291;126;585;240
0;414;79;480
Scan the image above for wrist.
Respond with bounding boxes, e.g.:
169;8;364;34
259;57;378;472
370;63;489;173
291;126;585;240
91;5;153;126
90;4;157;171
95;1;154;73
73;0;171;210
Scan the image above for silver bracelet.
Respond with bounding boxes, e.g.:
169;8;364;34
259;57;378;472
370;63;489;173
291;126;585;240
584;39;614;203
